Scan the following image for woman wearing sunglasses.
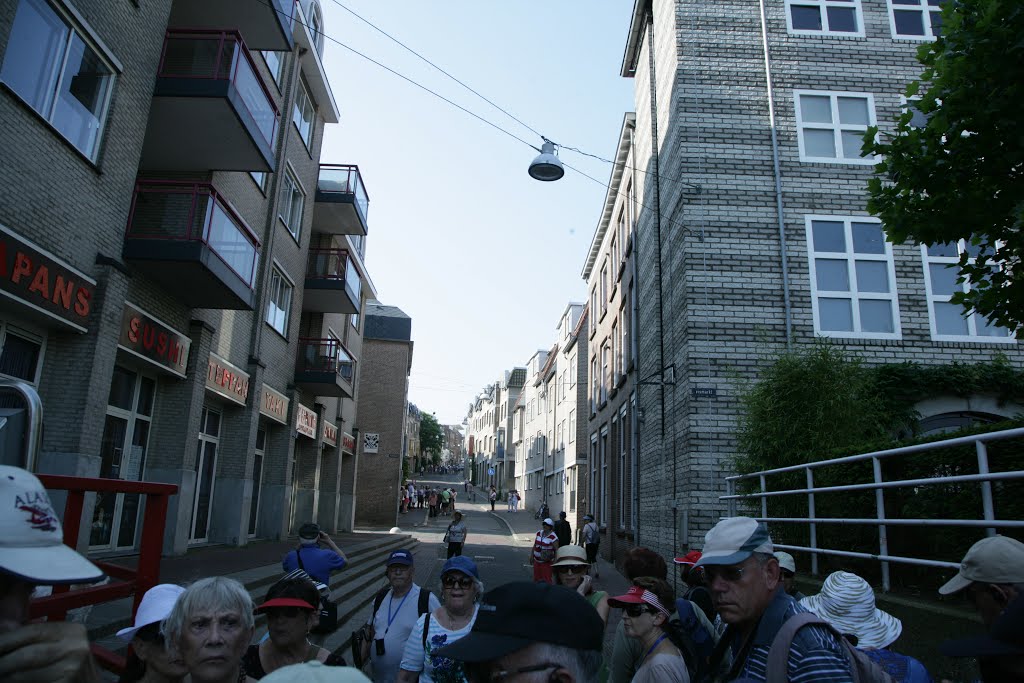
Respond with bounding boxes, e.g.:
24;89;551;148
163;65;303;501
117;584;187;683
242;577;345;678
398;556;481;683
552;545;610;625
608;578;691;683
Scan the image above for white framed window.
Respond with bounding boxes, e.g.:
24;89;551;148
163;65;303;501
620;308;629;376
279;166;305;242
589;288;597;336
806;216;901;339
249;171;270;194
1;0;117;161
292;76;315;149
794;90;877;164
600;261;609;313
569;409;576;439
261;51;286;88
922;241;1013;342
786;0;864;36
265;266;293;335
569;354;577;387
307;1;325;55
618;404;627;529
611;320;619;385
600;343;609;404
0;322;45;385
887;0;942;40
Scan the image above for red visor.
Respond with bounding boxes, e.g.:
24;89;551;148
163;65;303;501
673;550;702;566
607;585;671;616
255;597;316;612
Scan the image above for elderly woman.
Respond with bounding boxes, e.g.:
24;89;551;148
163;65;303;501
117;584;187;683
163;576;256;683
242;577;345;678
397;556;481;683
608;577;690;683
552;545;610;624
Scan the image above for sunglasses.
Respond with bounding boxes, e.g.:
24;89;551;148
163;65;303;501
622;604;654;618
705;564;753;583
442;575;475;590
265;606;309;619
555;564;588;575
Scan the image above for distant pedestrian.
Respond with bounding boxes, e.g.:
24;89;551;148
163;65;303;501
449;488;457;512
553;511;573;549
580;514;600;579
445;511;468;559
512;490;520;513
507;490;515;513
440;488;451;516
530;518;559;584
417;488;424;509
428;489;438;518
464;479;469;493
488;486;497;512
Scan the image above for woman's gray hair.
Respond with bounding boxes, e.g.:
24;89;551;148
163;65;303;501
473;578;485;602
531;643;602;681
162;576;254;650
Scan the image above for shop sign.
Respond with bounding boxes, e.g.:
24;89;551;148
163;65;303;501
205;353;249;405
323;421;338;448
118;303;190;377
260;384;289;424
0;224;96;332
342;432;355;454
295;404;317;439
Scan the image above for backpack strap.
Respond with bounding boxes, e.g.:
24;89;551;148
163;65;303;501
295;547;306;571
422;612;431;649
417;589;432;616
766;612;830;683
371;586;390;620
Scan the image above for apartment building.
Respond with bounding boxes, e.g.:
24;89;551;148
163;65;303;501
464;368;523;491
465;386;495;486
619;0;1022;559
441;424;464;465
547;304;585;526
0;0;378;554
516;349;549;513
405;402;421;472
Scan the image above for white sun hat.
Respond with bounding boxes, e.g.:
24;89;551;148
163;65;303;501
800;571;902;649
116;583;186;641
0;466;104;585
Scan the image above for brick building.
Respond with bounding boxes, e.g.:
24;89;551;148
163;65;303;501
618;0;1023;560
353;301;413;528
0;0;380;555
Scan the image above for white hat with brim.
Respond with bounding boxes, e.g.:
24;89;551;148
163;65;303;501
800;571;902;649
551;545;589;567
262;661;371;683
543;518;554;527
695;517;773;567
774;551;797;574
0;466;104;585
938;535;1024;595
116;583;185;641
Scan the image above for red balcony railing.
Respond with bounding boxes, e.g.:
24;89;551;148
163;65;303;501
297;337;355;383
158;30;280;149
317;164;369;221
127;180;262;288
307;248;361;299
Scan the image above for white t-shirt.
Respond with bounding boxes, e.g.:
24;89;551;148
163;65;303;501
366;585;441;683
400;606;479;683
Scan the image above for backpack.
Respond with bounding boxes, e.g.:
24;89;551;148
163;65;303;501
766;612;897;683
675;598;717;682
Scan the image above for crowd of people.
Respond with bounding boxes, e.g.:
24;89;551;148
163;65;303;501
2;462;1020;683
400;482;461;518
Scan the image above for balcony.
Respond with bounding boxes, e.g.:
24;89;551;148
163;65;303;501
303;249;361;314
313;165;369;236
123;181;261;310
140;31;279;172
295;338;355;398
168;0;295;51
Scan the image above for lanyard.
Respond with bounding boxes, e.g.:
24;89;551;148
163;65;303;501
641;633;669;665
384;590;411;636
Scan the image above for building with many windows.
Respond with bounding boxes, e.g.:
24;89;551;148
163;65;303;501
0;0;381;554
618;0;1022;560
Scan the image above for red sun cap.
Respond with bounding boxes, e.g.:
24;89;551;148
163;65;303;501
255;597;316;612
607;585;671;616
673;550;702;566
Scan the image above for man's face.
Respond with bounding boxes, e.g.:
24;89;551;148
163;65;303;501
0;574;34;634
387;564;413;593
780;569;795;594
966;582;1016;627
178;608;253;682
466;642;574;683
707;555;779;628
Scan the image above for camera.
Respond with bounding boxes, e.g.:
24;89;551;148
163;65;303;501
375;639;386;656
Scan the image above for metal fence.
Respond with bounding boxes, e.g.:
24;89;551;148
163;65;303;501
722;426;1024;591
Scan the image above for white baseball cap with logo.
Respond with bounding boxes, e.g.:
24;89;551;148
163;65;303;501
0;465;104;584
939;535;1024;595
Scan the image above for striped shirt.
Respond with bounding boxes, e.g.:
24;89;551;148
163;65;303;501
715;589;854;682
532;531;558;563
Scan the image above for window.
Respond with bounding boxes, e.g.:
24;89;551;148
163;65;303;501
589;288;597;336
569;410;576;439
806;216;900;338
1;0;116;161
610;235;619;278
249;171;270;193
265;266;293;335
786;0;863;36
620;309;629;376
600;428;609;525
0;324;44;384
616;208;626;264
279;167;305;241
618;406;627;528
611;321;619;385
590;356;599;412
292;76;315;149
261;51;286;87
601;343;609;404
629;283;637;365
600;261;609;313
922;241;1012;341
569;355;577;387
887;0;942;40
307;2;325;55
795;91;877;164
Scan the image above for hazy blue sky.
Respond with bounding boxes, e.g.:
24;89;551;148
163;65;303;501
317;2;636;425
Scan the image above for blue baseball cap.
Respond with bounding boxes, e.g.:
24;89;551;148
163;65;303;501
386;549;414;567
441;555;479;580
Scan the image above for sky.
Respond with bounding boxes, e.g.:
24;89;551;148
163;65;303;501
317;2;636;425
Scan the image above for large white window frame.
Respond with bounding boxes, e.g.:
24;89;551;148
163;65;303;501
886;0;942;40
618;404;627;529
279;165;305;242
265;265;293;336
261;51;286;88
806;216;901;339
921;241;1013;342
0;0;119;162
785;0;865;37
794;90;878;165
292;76;315;149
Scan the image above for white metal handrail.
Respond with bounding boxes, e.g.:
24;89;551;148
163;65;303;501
722;426;1024;591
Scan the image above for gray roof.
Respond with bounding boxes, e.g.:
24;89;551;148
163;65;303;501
364;302;412;341
507;368;527;387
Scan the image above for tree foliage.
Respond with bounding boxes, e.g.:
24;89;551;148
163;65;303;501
420;412;444;457
865;0;1024;332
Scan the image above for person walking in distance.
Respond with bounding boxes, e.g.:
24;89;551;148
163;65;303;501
580;514;600;579
488;486;497;512
553;511;573;550
529;518;559;584
445;511;468;559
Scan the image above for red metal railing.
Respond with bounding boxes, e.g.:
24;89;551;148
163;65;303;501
157;29;280;148
317;164;370;220
29;476;178;674
297;337;355;383
126;180;262;289
306;248;362;303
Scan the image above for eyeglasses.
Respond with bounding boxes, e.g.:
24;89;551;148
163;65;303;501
442;575;475;589
265;606;308;619
467;663;560;682
554;564;588;575
622;604;653;618
705;564;753;583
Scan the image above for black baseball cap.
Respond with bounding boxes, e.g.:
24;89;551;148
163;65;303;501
433;581;603;662
298;523;321;540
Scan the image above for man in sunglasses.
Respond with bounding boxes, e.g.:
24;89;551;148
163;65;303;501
698;517;853;682
433;581;603;683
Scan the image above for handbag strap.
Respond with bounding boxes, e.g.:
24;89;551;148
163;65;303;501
296;547;306;571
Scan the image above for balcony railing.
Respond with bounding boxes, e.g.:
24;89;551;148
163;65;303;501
297;337;355;383
127;181;261;289
313;164;370;236
307;248;361;300
158;30;279;149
